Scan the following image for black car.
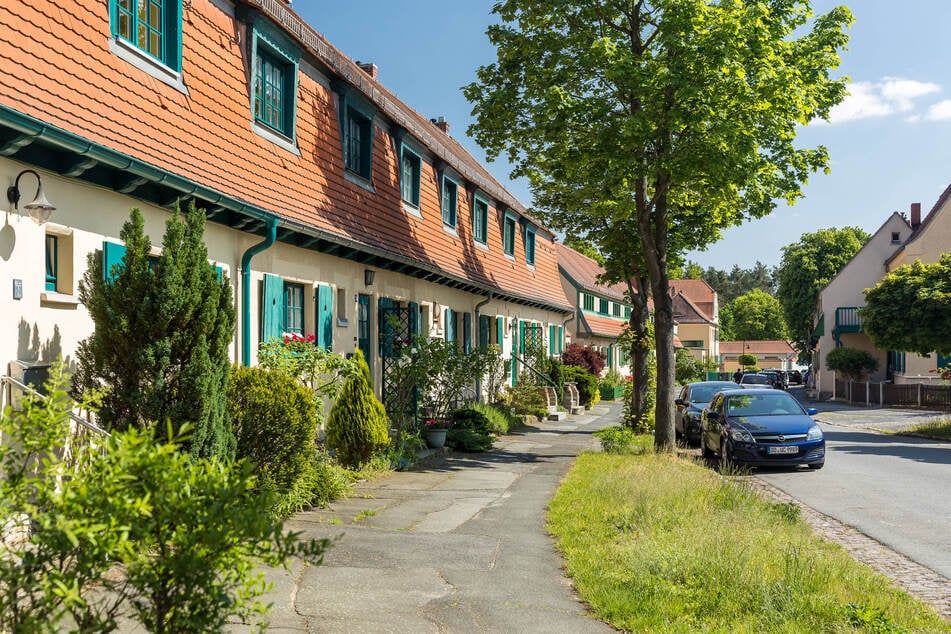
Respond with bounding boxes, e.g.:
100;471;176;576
675;381;739;445
760;370;788;390
787;370;803;385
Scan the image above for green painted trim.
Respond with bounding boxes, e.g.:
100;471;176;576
441;174;458;228
472;194;489;245
399;142;422;207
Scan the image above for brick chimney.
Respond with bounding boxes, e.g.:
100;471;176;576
911;202;921;229
431;116;450;134
355;61;378;80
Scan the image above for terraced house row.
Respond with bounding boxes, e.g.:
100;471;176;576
0;0;634;400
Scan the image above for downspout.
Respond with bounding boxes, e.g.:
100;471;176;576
473;292;493;402
240;217;280;366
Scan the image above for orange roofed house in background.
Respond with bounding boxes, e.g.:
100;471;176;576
0;1;572;400
669;279;720;368
555;242;638;376
720;341;797;372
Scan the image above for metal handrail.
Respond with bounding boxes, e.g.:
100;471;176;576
511;354;559;390
0;375;110;437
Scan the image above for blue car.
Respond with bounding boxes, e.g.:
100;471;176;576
675;381;740;445
700;388;825;469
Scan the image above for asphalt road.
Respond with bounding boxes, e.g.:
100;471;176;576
754;392;951;579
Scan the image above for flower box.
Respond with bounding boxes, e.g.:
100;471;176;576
599;385;624;400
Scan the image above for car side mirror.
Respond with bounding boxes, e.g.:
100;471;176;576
806;407;818;416
675;398;685;406
705;410;720;420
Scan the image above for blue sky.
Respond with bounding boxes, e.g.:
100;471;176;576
297;1;951;271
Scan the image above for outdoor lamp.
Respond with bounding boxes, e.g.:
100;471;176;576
364;269;375;287
7;169;55;225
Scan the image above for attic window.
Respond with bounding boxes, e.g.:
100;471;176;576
891;232;900;243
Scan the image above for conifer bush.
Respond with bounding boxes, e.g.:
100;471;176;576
227;365;319;498
325;349;390;467
562;365;600;407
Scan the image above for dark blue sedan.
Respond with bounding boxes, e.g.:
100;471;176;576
675;381;740;445
700;388;825;470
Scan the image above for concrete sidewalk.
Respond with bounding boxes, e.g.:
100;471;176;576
239;402;623;633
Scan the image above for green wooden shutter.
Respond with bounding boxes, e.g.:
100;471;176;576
102;241;127;282
379;296;394;357
445;308;455;343
607;346;614;369
519;321;526;355
463;312;472;354
214;265;224;283
316;284;333;350
409;301;420;337
261;274;284;342
548;325;555;354
558;326;564;353
496;316;504;348
479;315;490;350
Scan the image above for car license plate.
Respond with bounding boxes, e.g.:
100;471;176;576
768;446;799;455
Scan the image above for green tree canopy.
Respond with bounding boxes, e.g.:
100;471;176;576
860;254;951;355
726;289;788;341
776;226;870;354
700;262;778;304
465;0;851;451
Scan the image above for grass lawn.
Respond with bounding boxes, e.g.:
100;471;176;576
900;417;951;440
548;449;951;633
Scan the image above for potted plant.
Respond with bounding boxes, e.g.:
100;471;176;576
599;369;625;400
423;418;450;448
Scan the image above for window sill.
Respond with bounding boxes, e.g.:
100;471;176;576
402;201;422;218
473;240;489;251
252;122;301;155
40;292;80;307
344;170;375;193
504;253;515;262
442;224;458;238
336;318;350;327
110;38;188;95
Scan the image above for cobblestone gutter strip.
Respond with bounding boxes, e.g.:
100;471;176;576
745;477;951;622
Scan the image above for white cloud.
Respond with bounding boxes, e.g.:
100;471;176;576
925;99;951;121
823;77;941;125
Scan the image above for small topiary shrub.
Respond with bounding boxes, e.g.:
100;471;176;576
467;402;511;435
228;365;319;497
325;349;390;467
507;377;548;419
563;365;599;407
450;407;492;433
447;428;495;452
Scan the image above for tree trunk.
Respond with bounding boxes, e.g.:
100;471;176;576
625;276;651;429
651;288;677;452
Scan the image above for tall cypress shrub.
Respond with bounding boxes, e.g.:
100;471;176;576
74;203;236;459
325;349;390;467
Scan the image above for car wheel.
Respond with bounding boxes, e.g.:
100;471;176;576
808;461;825;470
718;438;732;472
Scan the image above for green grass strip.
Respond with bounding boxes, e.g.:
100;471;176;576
901;417;951;440
548;451;950;633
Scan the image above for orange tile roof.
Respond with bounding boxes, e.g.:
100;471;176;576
670;279;716;321
0;0;568;311
555;242;629;302
578;314;627;339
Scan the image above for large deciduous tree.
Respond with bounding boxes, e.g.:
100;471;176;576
860;254;951;355
776;226;870;356
75;204;236;460
465;0;851;450
727;289;788;341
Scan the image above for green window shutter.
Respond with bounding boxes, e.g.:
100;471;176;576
607;346;614;368
519;321;526;354
214;265;224;283
479;315;490;350
261;273;284;342
102;241;127;283
558;326;564;353
549;325;555;354
497;317;504;349
463;312;472;354
444;308;456;343
316;284;334;350
409;301;420;337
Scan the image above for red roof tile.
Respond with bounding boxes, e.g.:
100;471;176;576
0;0;568;311
719;341;795;355
555;242;629;302
578;314;627;339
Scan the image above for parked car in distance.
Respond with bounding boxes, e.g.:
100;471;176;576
760;370;788;390
738;373;772;388
700;388;824;470
674;381;739;445
787;369;803;385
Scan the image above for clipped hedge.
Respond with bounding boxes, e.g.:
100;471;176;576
228;365;319;495
562;365;599;407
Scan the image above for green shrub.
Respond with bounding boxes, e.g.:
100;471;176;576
325;349;390;467
594;426;652;455
228;365;319;498
466;402;512;434
600;368;624;388
450;407;492;432
304;450;353;508
825;346;879;381
447;428;495;452
563;365;599;407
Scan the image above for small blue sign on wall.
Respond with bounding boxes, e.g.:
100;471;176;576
13;279;23;300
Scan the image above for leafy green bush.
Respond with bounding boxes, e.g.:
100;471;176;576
506;377;548;419
228;365;319;498
466;402;512;434
447;428;495;452
600;368;624;388
825;346;879;381
450;407;491;432
594;426;652;455
563;365;599;407
0;363;329;633
325;349;390;467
